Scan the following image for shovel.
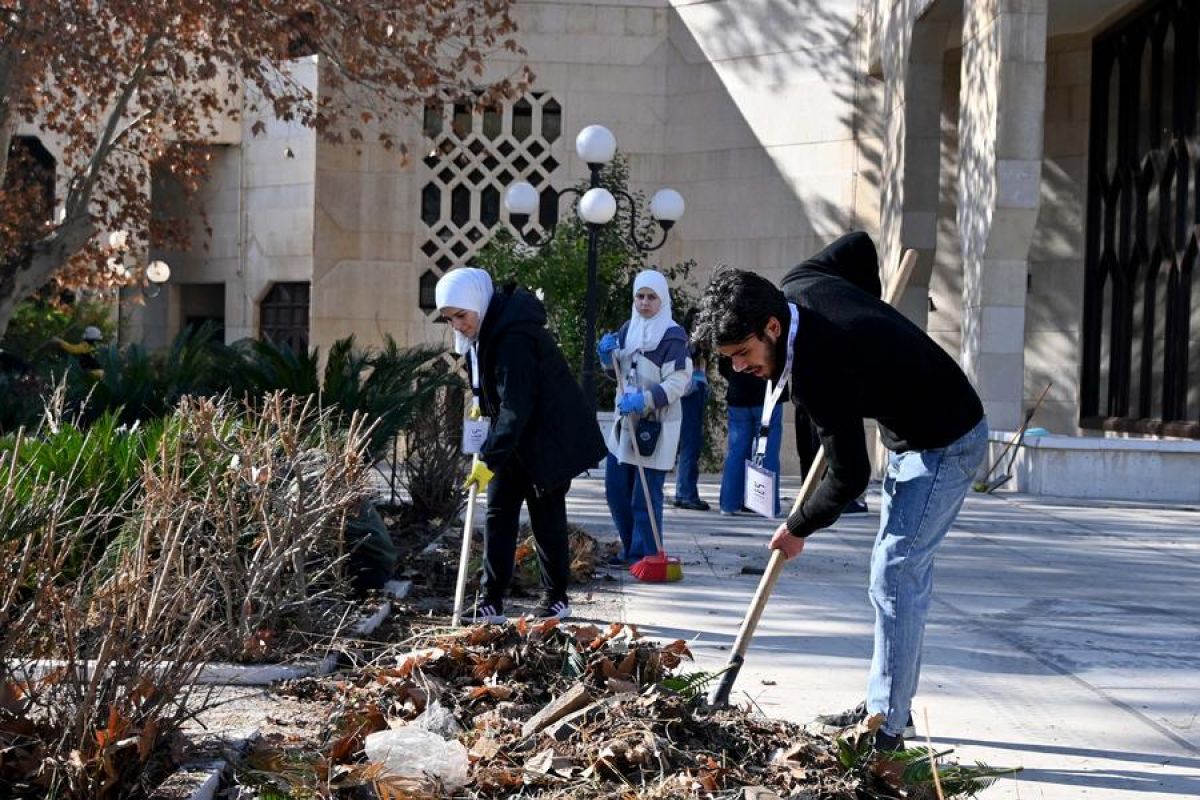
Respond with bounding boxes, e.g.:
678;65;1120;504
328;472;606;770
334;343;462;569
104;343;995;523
707;248;918;708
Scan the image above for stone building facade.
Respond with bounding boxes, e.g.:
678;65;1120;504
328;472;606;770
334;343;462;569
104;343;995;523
50;0;1199;500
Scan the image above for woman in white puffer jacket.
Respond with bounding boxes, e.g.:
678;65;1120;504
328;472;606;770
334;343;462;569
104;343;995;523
598;270;692;565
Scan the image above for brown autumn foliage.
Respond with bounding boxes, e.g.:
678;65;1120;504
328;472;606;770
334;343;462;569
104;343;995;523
0;0;531;336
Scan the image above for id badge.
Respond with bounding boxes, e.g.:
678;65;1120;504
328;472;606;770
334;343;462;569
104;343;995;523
462;417;490;455
744;460;776;519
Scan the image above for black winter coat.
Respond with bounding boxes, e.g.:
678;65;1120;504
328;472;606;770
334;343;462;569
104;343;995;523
472;285;608;492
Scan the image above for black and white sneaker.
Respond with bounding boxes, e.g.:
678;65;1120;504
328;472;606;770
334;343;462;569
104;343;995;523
468;599;507;625
814;701;916;738
535;597;572;621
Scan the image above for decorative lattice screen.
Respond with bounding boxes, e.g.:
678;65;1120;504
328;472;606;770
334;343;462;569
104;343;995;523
416;93;564;314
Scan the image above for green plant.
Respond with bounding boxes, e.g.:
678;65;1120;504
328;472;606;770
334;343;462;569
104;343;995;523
0;409;166;565
0;296;114;365
81;322;226;424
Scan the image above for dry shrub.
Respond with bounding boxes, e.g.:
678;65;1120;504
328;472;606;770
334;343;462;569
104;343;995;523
131;393;375;661
0;449;214;799
399;384;469;526
0;392;380;796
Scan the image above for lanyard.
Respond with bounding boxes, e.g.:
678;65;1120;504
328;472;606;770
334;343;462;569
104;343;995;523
468;344;482;413
755;303;799;461
625;350;642;391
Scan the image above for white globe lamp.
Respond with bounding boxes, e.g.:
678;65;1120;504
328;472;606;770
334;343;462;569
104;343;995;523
504;181;539;228
578;188;617;225
575;125;616;166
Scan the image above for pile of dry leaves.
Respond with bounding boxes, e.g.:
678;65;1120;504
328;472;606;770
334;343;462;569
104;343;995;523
239;619;1007;799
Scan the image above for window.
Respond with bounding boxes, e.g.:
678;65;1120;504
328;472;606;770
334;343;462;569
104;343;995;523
1082;0;1199;436
260;282;310;354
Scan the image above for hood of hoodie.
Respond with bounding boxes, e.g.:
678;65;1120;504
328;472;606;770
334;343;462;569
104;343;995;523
478;284;547;348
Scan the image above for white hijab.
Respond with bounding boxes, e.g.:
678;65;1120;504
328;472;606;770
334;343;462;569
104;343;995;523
626;269;676;352
435;267;494;355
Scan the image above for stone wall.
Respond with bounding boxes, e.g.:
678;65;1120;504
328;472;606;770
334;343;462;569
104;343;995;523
147;57;319;347
1025;33;1090;435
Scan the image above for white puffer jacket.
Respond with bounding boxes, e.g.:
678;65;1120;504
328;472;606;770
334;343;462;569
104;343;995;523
604;321;692;472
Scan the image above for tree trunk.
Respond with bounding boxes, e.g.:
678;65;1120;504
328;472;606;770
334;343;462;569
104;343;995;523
0;214;96;340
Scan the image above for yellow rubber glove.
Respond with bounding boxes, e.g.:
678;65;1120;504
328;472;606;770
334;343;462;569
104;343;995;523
468;403;484;420
464;459;495;492
56;338;93;355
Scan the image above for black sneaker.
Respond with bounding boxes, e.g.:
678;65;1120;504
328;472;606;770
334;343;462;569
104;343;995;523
814;701;916;738
605;553;629;568
843;498;869;514
468;599;507;625
674;498;711;511
535;596;572;621
874;729;905;753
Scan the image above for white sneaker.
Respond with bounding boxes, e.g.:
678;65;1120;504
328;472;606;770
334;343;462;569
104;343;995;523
536;598;572;621
468;600;507;625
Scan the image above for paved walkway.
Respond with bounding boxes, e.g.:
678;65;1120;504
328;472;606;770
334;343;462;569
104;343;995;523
565;472;1200;800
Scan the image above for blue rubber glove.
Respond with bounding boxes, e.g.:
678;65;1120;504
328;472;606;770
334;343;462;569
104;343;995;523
617;391;645;416
598;332;620;367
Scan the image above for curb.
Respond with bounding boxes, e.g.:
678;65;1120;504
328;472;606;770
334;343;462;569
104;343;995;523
153;581;413;798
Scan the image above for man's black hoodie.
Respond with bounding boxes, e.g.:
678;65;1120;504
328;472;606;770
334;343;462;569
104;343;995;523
780;233;984;538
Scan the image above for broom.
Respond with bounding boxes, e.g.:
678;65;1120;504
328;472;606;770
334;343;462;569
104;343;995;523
614;360;682;583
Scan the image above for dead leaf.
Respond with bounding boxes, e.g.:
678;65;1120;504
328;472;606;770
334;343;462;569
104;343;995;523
468;685;513;702
607;676;637;694
525;747;556;775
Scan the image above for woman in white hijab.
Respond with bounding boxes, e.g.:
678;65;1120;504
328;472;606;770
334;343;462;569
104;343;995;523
596;269;692;565
436;267;607;623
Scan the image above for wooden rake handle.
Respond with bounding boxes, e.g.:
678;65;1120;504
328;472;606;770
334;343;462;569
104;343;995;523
708;248;919;706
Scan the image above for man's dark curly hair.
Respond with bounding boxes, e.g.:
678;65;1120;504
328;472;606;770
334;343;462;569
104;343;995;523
691;268;790;350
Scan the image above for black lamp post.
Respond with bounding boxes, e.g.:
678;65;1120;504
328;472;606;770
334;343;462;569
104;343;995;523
502;124;685;406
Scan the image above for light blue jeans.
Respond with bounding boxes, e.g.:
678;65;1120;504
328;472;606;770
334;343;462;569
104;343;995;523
720;404;783;515
605;453;666;561
866;417;988;738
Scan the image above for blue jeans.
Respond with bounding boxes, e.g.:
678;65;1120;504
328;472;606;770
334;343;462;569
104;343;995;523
605;453;666;561
720;404;782;515
867;417;988;737
674;382;707;503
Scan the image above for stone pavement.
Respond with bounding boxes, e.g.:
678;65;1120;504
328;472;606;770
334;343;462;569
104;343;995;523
563;472;1200;800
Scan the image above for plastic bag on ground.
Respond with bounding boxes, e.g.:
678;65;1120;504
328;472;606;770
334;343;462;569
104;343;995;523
364;726;469;791
413;699;462;738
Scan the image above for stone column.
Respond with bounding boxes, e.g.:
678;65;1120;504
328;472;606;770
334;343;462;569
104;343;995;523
879;1;953;326
957;0;1047;431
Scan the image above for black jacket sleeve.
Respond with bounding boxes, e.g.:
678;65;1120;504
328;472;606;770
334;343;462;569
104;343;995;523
785;402;871;537
481;333;538;473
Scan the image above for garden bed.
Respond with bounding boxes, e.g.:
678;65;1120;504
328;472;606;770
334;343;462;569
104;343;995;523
202;608;1014;800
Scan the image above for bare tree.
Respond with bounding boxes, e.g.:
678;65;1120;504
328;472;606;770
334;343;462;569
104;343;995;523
0;0;528;337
